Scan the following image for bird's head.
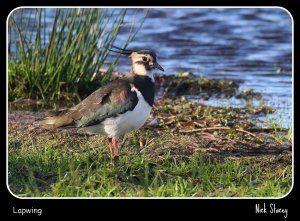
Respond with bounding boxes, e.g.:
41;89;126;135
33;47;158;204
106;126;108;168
108;45;164;79
129;49;164;74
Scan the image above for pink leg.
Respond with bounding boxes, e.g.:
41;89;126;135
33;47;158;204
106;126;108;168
108;138;114;160
112;137;120;160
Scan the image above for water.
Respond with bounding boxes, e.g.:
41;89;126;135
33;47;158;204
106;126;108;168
116;7;292;128
8;7;293;128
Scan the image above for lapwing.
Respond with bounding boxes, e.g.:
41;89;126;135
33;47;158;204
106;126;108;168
34;45;164;161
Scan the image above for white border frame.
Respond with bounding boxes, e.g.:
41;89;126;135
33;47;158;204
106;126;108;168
6;6;294;199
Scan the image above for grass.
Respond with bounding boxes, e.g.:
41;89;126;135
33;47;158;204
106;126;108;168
7;8;292;198
8;8;146;101
8;98;292;197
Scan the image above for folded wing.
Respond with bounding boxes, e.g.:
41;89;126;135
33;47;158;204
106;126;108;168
36;80;138;129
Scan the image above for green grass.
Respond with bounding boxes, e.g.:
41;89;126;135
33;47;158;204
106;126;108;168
8;128;292;197
7;8;292;198
8;98;292;197
8;8;145;101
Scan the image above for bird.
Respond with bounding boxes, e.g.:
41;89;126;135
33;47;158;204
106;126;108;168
34;45;164;161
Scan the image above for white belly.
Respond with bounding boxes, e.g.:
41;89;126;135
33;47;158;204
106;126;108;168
84;89;152;138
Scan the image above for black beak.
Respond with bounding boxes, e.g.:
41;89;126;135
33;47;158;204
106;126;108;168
154;62;164;72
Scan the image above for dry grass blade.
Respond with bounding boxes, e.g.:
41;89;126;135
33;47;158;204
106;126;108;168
178;126;230;133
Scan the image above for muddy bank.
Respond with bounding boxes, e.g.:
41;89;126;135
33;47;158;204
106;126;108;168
8;97;291;166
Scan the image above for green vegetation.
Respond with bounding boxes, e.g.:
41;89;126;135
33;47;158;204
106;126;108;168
7;8;292;198
155;74;262;100
8;8;145;101
156;74;239;98
8;98;292;197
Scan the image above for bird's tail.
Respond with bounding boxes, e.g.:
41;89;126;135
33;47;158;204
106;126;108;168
33;109;74;129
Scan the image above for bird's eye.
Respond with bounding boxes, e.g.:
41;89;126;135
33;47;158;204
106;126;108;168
142;57;148;62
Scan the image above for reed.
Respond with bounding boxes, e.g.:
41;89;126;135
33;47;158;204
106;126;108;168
8;8;146;101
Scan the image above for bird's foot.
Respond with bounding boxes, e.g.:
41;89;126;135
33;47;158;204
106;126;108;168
112;137;120;160
108;137;120;163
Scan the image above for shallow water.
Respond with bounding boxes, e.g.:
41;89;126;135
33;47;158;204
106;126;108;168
8;7;293;128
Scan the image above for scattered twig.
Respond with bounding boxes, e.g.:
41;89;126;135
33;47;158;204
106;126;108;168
193;121;206;127
245;127;287;133
178;126;230;133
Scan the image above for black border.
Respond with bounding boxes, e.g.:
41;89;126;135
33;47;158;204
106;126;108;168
2;1;298;219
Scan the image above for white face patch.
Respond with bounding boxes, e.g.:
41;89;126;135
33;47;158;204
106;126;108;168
132;62;147;75
132;63;155;82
